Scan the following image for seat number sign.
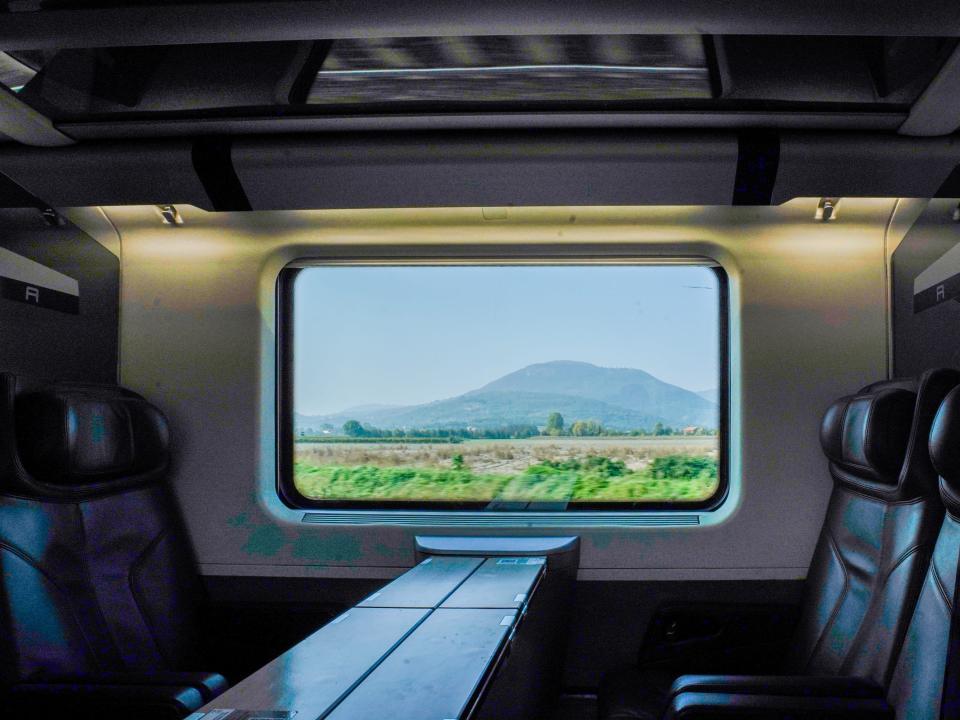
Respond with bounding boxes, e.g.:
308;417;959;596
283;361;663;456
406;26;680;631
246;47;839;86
0;246;79;314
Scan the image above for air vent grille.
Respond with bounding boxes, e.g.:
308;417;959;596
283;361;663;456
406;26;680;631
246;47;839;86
301;512;700;528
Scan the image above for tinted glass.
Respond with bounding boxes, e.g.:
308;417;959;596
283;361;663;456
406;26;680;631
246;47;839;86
308;35;711;105
289;264;724;510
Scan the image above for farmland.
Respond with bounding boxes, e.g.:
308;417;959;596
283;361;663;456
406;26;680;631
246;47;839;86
293;436;718;503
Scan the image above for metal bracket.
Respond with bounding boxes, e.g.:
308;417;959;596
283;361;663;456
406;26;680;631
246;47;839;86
156;205;183;225
40;207;64;227
815;197;840;221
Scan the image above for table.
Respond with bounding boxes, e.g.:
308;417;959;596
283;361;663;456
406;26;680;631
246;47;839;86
192;554;545;720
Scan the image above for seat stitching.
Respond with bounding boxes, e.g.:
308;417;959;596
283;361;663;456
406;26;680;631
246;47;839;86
932;559;954;612
76;503;127;670
0;540;107;673
839;500;891;676
880;544;926;584
850;543;928;683
127;527;175;668
804;528;850;672
832;468;920;503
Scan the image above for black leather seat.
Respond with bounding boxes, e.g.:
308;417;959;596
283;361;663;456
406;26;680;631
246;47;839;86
660;378;960;718
0;374;228;719
886;382;960;718
600;369;959;720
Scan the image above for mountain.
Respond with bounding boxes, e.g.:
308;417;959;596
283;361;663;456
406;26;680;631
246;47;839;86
296;361;718;432
695;388;718;403
336;403;403;415
474;361;715;425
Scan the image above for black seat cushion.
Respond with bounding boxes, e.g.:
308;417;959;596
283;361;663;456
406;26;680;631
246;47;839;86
0;374;227;716
787;371;955;684
598;369;959;720
16;388;169;485
886;383;960;719
929;384;960;521
818;387;914;489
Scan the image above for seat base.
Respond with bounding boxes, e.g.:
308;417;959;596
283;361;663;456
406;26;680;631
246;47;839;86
599;669;677;720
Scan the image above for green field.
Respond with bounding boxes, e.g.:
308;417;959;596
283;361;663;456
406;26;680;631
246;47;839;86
294;437;718;503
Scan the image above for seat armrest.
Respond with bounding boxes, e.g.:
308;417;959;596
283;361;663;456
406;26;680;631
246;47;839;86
8;682;205;720
666;691;896;719
669;674;885;701
37;670;228;702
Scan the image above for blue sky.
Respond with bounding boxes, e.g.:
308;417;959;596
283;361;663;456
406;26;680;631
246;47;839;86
294;265;720;416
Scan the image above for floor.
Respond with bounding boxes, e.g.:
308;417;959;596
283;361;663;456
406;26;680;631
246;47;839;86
554;693;599;720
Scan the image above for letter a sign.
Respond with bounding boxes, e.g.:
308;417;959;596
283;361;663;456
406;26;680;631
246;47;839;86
914;241;960;313
0;247;79;314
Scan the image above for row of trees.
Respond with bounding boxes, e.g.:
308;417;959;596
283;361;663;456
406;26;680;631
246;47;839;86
339;420;541;440
543;412;716;437
544;412;602;436
320;414;717;440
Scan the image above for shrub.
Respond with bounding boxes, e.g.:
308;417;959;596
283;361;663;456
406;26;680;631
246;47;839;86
524;455;626;478
293;451;719;503
648;454;717;480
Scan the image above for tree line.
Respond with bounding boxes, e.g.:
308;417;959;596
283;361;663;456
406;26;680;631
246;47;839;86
337;420;541;440
297;413;717;440
543;412;716;437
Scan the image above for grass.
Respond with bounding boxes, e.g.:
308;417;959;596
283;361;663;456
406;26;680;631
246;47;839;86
296;436;463;444
293;452;718;503
294;436;716;472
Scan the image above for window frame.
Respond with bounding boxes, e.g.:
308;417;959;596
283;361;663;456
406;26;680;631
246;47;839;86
276;252;730;513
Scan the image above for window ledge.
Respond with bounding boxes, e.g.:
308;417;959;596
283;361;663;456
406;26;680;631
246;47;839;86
301;510;701;527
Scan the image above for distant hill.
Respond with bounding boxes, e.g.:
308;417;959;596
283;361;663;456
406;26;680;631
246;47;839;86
695;388;718;403
296;361;718;432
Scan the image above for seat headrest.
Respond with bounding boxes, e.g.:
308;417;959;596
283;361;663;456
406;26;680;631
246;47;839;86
14;387;169;486
820;387;916;489
930;385;960;518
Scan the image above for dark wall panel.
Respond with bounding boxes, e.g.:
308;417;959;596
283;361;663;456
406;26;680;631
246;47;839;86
893;200;960;376
233;132;739;209
0;208;119;382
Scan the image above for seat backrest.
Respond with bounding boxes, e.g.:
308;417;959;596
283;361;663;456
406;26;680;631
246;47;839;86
0;373;203;685
786;368;959;687
887;383;960;719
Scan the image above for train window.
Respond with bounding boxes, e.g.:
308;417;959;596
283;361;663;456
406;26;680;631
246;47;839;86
279;262;727;511
306;35;712;106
